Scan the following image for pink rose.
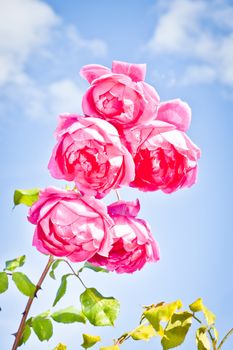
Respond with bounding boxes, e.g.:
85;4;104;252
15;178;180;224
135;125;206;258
28;187;114;262
89;199;160;273
156;99;191;132
122;118;201;193
48;114;135;199
80;60;160;128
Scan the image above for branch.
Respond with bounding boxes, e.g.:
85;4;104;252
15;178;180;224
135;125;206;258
11;255;54;350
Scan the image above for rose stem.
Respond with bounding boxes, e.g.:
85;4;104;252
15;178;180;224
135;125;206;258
12;255;54;350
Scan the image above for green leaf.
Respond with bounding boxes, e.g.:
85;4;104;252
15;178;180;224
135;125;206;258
144;300;182;336
79;262;109;274
0;272;8;294
51;306;86;324
53;344;67;350
189;298;216;325
100;347;120;350
4;255;26;272
81;333;101;348
32;316;53;341
12;272;36;297
13;188;40;207
18;324;31;346
80;288;120;326
53;274;71;307
131;324;155;341
161;311;193;349
49;259;63;280
196;326;211;350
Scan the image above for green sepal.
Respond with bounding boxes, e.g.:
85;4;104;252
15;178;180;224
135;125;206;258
49;259;63;280
161;311;193;349
80;288;120;326
79;262;109;274
0;271;8;294
53;274;72;307
4;255;26;272
81;333;101;348
32;316;53;341
13;188;40;207
51;306;86;324
12;272;36;297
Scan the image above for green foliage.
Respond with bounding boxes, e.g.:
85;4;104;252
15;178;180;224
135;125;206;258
80;288;120;326
51;306;86;324
4;255;26;271
79;262;109;274
144;300;182;335
196;326;211;350
130;324;155;341
53;274;72;307
0;271;8;294
49;259;63;280
161;311;193;349
18;324;31;346
32;316;53;341
81;333;101;348
13;188;40;207
12;272;36;297
189;298;216;326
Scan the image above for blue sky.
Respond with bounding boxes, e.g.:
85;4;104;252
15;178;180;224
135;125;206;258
1;0;233;349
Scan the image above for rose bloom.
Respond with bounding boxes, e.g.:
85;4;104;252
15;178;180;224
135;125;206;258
80;60;160;128
48;114;135;199
89;199;160;273
122;99;201;193
28;187;114;262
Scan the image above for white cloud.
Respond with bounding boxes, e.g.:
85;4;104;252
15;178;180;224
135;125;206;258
67;25;108;58
146;0;233;87
0;0;107;119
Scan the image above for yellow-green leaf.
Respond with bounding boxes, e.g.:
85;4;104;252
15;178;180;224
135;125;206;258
49;259;63;280
81;333;101;348
80;288;120;326
53;343;67;350
51;306;86;324
144;300;182;336
131;324;155;341
18;324;31;346
32;316;53;341
161;311;192;349
189;298;216;325
13;188;40;207
53;274;71;307
196;326;211;350
0;272;8;294
4;255;26;271
100;346;120;350
12;272;36;297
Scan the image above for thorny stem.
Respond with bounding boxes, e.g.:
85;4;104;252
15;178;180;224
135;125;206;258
218;328;233;350
11;255;54;350
60;259;87;289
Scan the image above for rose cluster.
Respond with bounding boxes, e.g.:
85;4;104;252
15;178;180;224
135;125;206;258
28;61;200;273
